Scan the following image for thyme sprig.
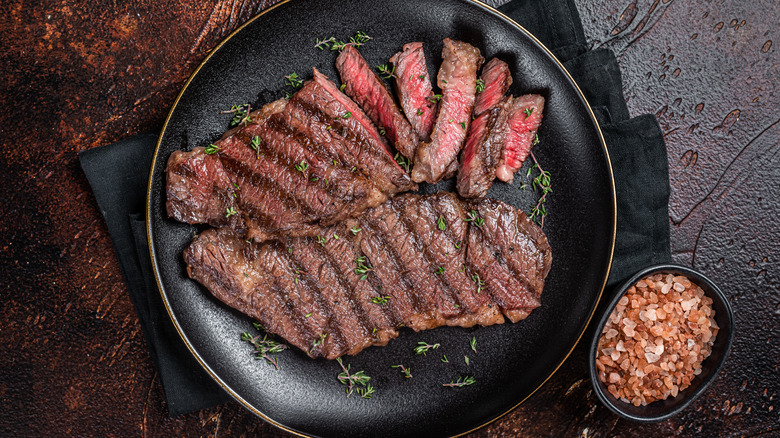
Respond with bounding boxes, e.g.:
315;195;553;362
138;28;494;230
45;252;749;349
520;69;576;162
241;322;287;370
284;72;303;88
376;63;396;79
350;226;362;235
475;79;485;93
316;235;328;246
471;273;485;293
394;152;410;172
527;151;552;227
370;295;389;306
428;93;442;103
413;341;440;355
310;333;327;355
336;357;373;398
392;364;412;378
225;207;237;218
437;216;446;231
523;106;534;119
315;31;372;51
354;256;373;280
443;376;476;388
465;210;484;228
295;159;309;173
221;103;252;127
204;143;220;154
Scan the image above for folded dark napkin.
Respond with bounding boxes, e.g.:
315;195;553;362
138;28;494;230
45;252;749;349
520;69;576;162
78;0;670;416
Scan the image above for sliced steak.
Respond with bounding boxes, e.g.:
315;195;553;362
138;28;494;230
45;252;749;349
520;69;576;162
166;72;416;241
466;197;552;322
412;39;484;184
390;42;438;141
184;193;551;359
496;94;545;183
456;100;508;198
473;57;513;116
166;147;239;229
336;46;420;161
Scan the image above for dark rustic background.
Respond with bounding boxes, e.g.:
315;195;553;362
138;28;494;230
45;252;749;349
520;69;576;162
1;0;778;436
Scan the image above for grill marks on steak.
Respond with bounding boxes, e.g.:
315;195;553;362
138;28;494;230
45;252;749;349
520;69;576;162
390;42;438;141
473;58;513;116
336;46;420;161
496;94;545;183
166;71;416;241
184;193;551;359
412;39;484;184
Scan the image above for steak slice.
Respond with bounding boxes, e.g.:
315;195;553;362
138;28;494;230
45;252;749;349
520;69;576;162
473;57;513;117
166;72;417;241
336;46;420;161
184;192;551;359
496;94;545;183
390;42;438;141
412;39;484;184
456;100;508;198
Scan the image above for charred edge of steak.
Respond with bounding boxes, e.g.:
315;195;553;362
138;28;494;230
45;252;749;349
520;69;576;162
184;193;552;359
411;39;484;184
336;45;420;162
390;42;438;142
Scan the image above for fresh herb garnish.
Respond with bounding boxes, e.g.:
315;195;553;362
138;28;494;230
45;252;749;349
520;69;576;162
435;266;446;275
310;333;327;355
354;256;373;280
475;79;485;93
437;216;446;231
392;364;412;378
454;241;461;250
314;31;372;51
284;72;303;88
533;133;540;145
523;107;534;119
339;83;347;91
336;357;373;398
225;207;237;218
460;121;466;130
350;226;362;235
416;107;424;115
394;152;410;172
241;322;286;370
305;313;312;318
204;143;220;154
295;159;309;173
251;136;262;151
470;336;477;353
464;356;470;366
443;376;476;388
371;295;389;306
471;273;485;293
528;152;552;227
316;235;328;246
378;126;386;136
428;93;442;103
342;111;352;119
376;63;396;79
441;355;449;363
221;103;252;127
465;210;484;228
413;341;440;355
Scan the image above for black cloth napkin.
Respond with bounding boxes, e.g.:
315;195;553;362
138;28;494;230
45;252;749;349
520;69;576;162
79;0;670;416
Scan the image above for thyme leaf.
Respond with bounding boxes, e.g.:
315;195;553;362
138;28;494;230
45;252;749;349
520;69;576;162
394;152;410;172
475;78;485;93
437;216;446;231
225;207;237;218
204;143;220;154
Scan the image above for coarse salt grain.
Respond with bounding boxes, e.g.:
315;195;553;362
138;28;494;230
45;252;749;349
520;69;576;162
596;273;718;406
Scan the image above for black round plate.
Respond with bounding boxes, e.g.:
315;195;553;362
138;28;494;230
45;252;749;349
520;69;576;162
147;0;616;436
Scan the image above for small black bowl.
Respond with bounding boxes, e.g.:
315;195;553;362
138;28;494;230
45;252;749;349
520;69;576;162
588;263;735;422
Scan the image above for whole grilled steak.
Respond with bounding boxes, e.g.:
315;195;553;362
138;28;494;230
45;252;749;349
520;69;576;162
336;45;419;161
184;192;552;359
166;70;416;241
456;99;509;198
496;94;545;183
390;42;438;141
473;57;513;117
412;39;484;184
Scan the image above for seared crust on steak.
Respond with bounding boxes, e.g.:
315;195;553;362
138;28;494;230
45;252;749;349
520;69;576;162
184;192;552;359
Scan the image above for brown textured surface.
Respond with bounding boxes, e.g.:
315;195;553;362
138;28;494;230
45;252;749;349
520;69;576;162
0;0;777;436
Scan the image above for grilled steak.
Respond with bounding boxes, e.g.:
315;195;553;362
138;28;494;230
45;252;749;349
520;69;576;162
412;39;484;184
456;99;509;198
166;71;416;241
496;94;545;183
390;42;438;141
473;57;513;116
184;192;552;359
336;46;420;161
